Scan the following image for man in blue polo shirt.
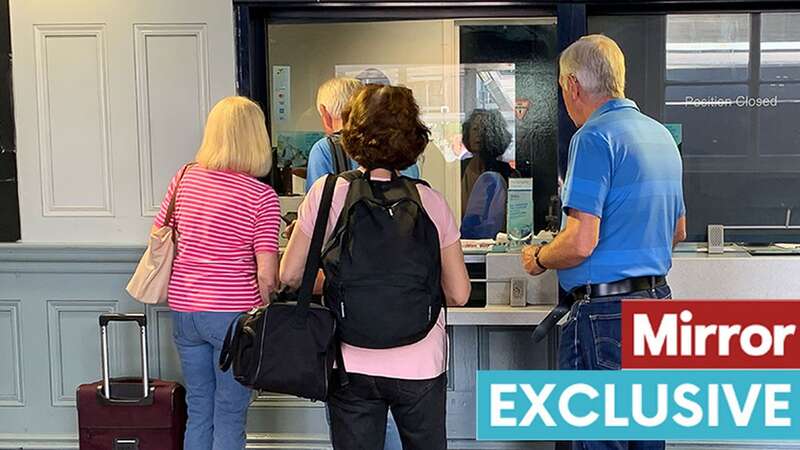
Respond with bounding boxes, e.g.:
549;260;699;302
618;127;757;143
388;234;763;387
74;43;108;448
522;35;686;450
305;77;419;192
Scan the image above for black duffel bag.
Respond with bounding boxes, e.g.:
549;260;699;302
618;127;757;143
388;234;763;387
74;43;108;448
219;174;342;402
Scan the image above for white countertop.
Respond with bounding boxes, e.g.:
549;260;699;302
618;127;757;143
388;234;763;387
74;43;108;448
447;304;552;326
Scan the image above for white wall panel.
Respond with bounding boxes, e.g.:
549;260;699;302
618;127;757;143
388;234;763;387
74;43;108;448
135;24;210;216
12;0;236;242
0;300;23;407
145;305;182;381
46;300;118;407
34;25;113;216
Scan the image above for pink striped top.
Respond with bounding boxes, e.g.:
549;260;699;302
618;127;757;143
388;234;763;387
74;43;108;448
154;166;281;312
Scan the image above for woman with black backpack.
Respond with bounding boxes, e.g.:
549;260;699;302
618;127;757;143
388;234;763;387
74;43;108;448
280;84;471;450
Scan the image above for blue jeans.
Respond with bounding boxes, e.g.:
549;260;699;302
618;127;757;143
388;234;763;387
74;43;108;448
558;284;672;450
173;312;252;450
384;412;403;450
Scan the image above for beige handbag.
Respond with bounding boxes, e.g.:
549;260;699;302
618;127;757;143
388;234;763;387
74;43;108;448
126;164;193;304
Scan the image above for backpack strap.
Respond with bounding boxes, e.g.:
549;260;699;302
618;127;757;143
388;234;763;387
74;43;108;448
294;175;338;319
328;134;350;176
408;177;430;188
339;169;363;183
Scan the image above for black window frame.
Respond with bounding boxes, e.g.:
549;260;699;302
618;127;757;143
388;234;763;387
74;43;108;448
0;0;19;242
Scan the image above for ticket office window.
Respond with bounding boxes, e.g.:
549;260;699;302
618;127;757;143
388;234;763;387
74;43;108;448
590;11;800;243
266;18;558;235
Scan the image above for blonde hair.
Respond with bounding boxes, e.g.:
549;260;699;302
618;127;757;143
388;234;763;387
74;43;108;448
316;77;363;119
559;34;626;98
195;96;271;177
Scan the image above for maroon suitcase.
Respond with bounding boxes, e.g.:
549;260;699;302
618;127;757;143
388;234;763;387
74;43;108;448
77;313;187;450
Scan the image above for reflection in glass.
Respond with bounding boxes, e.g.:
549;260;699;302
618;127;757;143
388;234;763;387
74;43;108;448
666;14;750;82
335;63;461;165
664;84;750;156
460;109;516;239
460;64;517;160
761;13;800;81
267;19;558;237
758;83;800;155
592;12;800;242
459;23;558;233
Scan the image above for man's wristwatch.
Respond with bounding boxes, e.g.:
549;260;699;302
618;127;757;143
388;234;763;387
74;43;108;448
534;246;547;271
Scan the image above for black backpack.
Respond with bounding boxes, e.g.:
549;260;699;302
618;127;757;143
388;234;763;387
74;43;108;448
321;170;444;349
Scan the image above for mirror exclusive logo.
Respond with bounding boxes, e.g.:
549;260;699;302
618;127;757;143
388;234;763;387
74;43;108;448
477;300;800;441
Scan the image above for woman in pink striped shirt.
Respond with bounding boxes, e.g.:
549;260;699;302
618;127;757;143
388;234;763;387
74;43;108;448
153;96;281;450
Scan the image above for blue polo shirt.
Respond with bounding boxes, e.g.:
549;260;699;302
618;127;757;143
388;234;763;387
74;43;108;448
558;99;685;292
305;137;420;192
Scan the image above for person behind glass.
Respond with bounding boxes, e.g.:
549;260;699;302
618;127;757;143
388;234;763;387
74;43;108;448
521;35;686;450
280;84;471;450
153;96;281;450
460;108;516;213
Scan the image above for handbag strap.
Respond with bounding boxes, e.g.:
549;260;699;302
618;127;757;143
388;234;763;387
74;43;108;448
161;163;196;228
219;312;244;372
295;174;338;317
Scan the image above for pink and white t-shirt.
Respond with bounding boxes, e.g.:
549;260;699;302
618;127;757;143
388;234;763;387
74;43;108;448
297;174;460;380
154;166;281;312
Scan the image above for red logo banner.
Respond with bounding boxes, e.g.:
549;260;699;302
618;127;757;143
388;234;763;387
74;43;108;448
622;300;800;369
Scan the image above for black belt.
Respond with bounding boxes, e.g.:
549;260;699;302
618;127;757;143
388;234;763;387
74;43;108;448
531;275;666;343
569;276;666;301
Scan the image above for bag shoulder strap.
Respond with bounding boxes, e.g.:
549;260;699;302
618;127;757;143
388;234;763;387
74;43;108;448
219;312;246;372
339;169;363;183
328;135;349;176
162;163;195;228
408;177;430;188
297;175;338;311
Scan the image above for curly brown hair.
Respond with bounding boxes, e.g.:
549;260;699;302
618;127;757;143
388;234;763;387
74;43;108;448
340;84;430;171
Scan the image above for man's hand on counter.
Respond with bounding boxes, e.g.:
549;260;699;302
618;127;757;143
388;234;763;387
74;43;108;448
521;244;547;276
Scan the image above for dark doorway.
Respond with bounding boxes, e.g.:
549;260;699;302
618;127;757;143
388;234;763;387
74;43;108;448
0;0;20;242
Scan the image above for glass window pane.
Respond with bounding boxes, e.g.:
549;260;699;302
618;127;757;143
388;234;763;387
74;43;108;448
267;19;558;236
758;83;800;155
684;172;800;233
665;84;750;156
459;24;558;236
666;14;750;82
591;13;800;242
761;13;800;81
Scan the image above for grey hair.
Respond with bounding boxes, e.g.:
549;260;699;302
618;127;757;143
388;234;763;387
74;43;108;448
559;34;626;98
316;77;363;119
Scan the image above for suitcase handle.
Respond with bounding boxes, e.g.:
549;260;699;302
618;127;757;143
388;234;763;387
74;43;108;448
99;313;150;402
100;313;147;327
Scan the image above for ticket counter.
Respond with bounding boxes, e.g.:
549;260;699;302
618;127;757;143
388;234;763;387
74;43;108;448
4;242;800;448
